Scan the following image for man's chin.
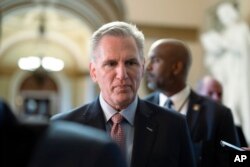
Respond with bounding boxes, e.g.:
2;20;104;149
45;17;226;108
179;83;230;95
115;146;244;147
116;96;134;110
117;93;133;100
115;94;134;104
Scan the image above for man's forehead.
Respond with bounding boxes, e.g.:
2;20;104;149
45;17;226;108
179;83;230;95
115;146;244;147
148;49;165;59
96;50;139;60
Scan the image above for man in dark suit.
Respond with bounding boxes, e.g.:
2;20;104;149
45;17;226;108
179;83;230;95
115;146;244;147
52;21;196;167
196;75;248;147
145;39;240;167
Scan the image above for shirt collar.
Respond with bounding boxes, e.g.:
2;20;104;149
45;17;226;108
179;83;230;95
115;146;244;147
99;92;137;126
159;85;191;110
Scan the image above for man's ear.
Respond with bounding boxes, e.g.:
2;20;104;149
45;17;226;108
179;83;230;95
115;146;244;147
89;62;97;82
173;61;183;75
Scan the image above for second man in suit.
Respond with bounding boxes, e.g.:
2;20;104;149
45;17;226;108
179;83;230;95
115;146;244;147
145;39;239;167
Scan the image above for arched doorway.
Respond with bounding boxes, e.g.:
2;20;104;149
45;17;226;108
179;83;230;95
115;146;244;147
19;70;58;118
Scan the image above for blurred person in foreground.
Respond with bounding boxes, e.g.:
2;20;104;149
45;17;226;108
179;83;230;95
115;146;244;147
145;38;239;167
1;99;125;167
52;21;195;167
196;75;248;148
0;98;17;127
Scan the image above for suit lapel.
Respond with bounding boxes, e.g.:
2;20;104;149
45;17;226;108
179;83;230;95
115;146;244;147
186;91;202;136
131;99;157;167
151;90;201;133
82;97;107;131
152;90;202;135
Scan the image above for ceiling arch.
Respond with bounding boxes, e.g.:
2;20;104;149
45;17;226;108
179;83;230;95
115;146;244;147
0;30;86;72
0;0;125;29
0;0;126;75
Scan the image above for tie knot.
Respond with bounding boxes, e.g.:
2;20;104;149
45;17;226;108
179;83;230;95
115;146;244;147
164;99;174;110
111;113;123;124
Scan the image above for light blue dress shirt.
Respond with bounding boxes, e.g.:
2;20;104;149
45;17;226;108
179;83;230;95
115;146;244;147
99;93;137;167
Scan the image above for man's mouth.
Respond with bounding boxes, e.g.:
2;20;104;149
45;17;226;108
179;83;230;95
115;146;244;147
115;85;130;88
114;85;131;92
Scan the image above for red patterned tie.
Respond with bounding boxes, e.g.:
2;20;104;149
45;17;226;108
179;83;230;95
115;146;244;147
111;113;125;149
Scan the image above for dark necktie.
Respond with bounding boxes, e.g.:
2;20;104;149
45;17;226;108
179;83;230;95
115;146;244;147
111;113;125;149
164;99;175;111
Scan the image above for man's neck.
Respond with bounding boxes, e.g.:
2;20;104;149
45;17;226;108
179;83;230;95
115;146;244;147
162;85;186;97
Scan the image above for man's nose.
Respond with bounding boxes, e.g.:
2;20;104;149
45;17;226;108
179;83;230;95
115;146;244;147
146;61;152;71
116;65;128;79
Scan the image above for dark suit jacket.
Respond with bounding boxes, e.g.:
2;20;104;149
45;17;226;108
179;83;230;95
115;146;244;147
236;126;248;147
145;91;240;167
52;97;196;167
29;121;126;167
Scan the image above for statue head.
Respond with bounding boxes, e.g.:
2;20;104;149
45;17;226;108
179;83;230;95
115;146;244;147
216;2;240;27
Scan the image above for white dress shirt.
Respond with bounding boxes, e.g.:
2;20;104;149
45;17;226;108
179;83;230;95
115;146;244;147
159;86;191;115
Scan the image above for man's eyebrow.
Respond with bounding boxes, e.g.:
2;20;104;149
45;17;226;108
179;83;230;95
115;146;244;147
102;59;117;64
127;58;139;61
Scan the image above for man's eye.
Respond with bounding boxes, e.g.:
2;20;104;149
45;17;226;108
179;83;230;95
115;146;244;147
126;61;138;66
105;61;117;67
109;62;116;66
150;57;158;63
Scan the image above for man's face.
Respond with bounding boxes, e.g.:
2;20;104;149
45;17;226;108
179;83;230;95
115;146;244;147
201;80;223;103
146;45;175;91
90;35;144;110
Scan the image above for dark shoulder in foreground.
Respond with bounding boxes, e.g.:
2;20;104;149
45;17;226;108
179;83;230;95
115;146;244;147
29;121;126;167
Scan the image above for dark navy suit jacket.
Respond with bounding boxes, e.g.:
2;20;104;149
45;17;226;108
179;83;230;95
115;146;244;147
145;91;240;167
52;97;196;167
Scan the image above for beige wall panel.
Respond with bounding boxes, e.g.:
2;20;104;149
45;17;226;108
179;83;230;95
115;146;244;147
125;0;225;27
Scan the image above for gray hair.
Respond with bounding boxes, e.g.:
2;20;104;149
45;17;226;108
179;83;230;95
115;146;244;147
90;21;145;60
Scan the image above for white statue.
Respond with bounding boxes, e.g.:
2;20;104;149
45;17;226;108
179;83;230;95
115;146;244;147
200;2;250;145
